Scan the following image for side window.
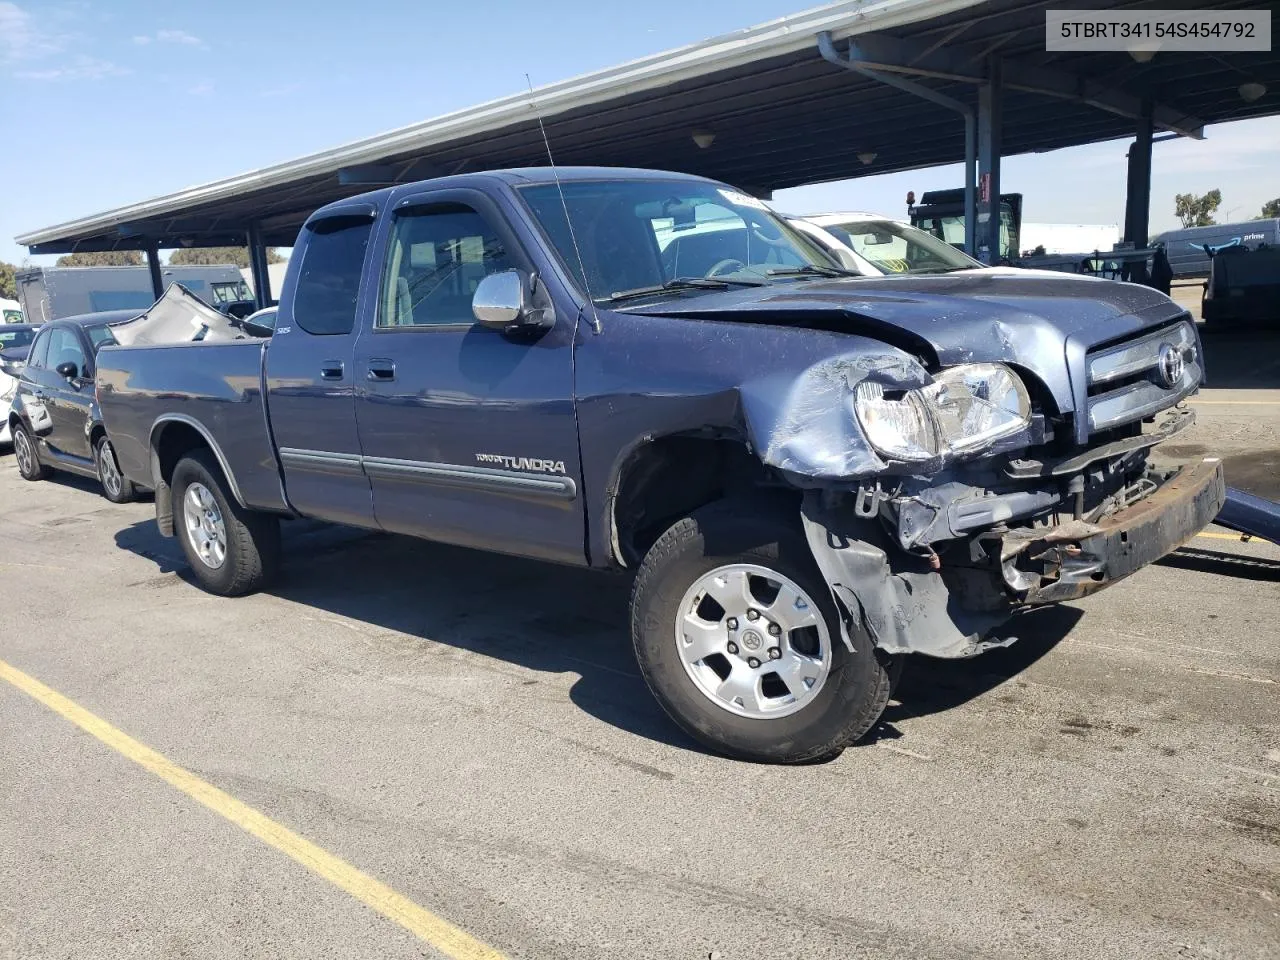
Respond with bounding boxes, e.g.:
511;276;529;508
47;327;87;373
293;217;374;335
26;329;51;369
378;204;512;328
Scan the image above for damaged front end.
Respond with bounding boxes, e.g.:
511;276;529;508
768;318;1224;659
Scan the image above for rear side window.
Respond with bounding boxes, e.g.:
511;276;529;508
87;326;117;352
293;217;374;335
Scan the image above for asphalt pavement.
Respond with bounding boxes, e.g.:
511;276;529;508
1;372;1277;959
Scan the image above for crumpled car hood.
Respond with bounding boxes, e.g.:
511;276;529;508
623;268;1188;411
109;283;250;346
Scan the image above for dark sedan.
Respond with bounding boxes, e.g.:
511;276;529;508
0;322;40;370
7;311;140;502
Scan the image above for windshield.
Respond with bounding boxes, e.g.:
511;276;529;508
211;280;254;304
518;179;844;302
86;325;118;352
916;207;1017;261
0;327;35;349
824;219;979;274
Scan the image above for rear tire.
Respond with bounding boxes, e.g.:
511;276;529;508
631;499;893;764
94;435;136;503
12;422;51;481
171;449;280;596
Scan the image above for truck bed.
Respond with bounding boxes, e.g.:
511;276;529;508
95;339;288;513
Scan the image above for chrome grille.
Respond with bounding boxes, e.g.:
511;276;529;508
1085;319;1200;433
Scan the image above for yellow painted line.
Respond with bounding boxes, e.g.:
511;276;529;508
0;659;506;960
1194;530;1277;546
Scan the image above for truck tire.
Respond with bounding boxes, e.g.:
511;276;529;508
12;421;51;481
631;500;893;764
94;435;137;503
171;449;280;597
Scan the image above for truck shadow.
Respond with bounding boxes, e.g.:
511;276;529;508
114;518;1082;758
870;605;1083;744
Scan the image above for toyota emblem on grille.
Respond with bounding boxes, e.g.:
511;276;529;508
1156;343;1185;389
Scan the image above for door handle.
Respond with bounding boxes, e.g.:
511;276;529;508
366;359;396;382
320;361;344;381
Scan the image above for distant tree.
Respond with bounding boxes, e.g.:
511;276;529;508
0;262;20;301
168;246;286;268
55;250;144;267
1258;198;1280;219
1174;189;1222;229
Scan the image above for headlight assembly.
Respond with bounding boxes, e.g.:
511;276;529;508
852;381;938;461
853;363;1031;461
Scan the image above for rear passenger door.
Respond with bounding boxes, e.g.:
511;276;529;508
265;205;378;528
352;188;584;564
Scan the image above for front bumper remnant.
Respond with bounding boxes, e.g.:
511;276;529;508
801;493;1015;660
1000;457;1226;604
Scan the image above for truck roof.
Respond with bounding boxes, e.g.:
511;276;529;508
308;167;723;221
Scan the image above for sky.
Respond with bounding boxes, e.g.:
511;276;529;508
1;0;1277;267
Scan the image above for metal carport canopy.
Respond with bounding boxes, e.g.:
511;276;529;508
16;0;1280;254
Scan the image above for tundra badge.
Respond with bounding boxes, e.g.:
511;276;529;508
476;453;567;474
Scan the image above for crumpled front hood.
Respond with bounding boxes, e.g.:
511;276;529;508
623;268;1187;412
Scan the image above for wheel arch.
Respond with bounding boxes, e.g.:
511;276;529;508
607;431;791;568
149;415;248;509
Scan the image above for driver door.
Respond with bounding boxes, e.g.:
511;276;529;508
42;325;94;461
352;188;585;565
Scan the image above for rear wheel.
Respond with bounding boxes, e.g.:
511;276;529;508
94;435;136;503
171;449;280;596
12;422;50;481
631;500;894;763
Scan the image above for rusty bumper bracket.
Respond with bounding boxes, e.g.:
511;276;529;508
1001;457;1226;604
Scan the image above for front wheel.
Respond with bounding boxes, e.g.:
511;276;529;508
12;422;51;481
171;449;280;596
631;500;894;763
94;435;136;503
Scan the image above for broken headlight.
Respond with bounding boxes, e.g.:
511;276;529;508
851;381;938;461
853;363;1031;461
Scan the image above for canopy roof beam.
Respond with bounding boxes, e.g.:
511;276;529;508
841;32;1206;140
819;31;976;255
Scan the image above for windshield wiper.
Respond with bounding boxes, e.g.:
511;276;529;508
765;264;861;279
603;276;766;303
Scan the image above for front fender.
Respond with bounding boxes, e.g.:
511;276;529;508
8;391;51;439
739;351;933;483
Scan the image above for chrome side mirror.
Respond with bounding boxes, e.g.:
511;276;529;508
472;270;528;330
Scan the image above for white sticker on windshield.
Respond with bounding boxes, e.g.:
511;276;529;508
717;188;769;211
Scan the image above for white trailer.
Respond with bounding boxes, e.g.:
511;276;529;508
1020;223;1120;256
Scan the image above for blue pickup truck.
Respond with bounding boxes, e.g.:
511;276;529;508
95;167;1225;763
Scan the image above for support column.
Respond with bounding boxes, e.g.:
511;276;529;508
963;113;977;257
1124;99;1154;248
247;224;271;309
816;31;978;255
977;58;1003;265
145;242;164;300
